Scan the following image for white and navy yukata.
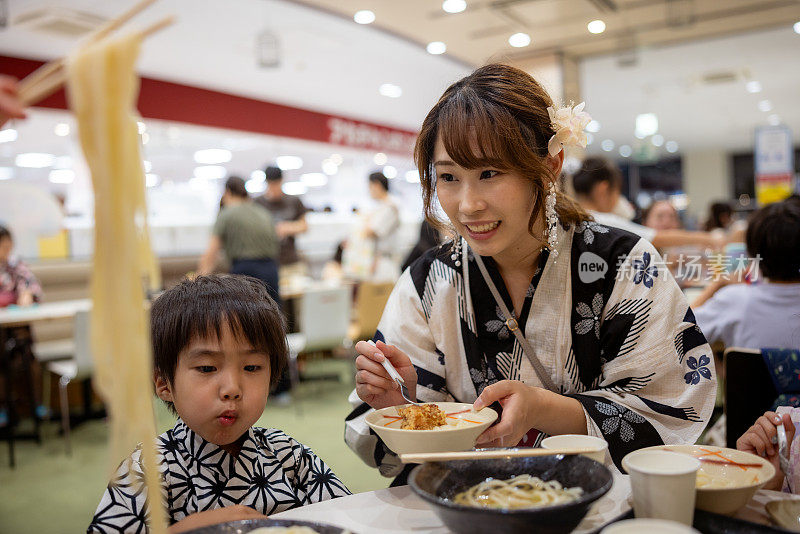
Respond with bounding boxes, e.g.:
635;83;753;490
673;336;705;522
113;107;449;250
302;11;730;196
88;419;350;533
345;222;717;477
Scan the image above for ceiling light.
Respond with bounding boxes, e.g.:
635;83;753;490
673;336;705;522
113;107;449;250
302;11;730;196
137;121;146;134
758;100;773;112
245;177;266;193
0;129;17;143
251;170;266;181
651;134;664;147
354;10;375;24
745;81;762;93
379;83;402;98
794;21;800;34
619;145;632;158
442;0;466;14
665;141;679;153
276;155;303;170
322;159;338;176
601;139;614;152
54;123;70;136
194;148;232;164
635;113;659;137
508;32;531;48
373;152;388;165
768;114;781;126
16;152;55;168
330;153;343;165
48;169;75;184
586;120;600;133
0;167;13;180
193;165;227;180
405;170;420;183
427;41;447;55
587;20;606;34
383;165;397;179
282;181;308;196
146;173;160;188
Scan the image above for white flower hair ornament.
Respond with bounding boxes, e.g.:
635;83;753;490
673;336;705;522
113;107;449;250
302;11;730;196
547;102;592;157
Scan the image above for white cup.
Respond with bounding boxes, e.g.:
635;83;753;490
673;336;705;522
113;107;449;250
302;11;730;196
622;450;700;526
541;434;609;464
602;518;700;533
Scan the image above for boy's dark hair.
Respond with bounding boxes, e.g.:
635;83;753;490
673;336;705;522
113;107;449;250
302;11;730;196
224;176;249;198
572;157;622;197
264;166;283;182
368;171;389;192
746;199;800;282
151;275;288;396
0;225;10;241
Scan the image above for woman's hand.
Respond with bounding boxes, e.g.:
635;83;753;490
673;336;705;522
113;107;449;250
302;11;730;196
737;411;795;491
354;340;417;410
168;505;267;533
472;380;539;448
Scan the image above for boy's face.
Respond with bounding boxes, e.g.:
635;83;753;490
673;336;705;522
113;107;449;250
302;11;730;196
155;321;270;453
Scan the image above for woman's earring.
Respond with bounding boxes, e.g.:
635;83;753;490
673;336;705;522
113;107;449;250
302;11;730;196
450;233;462;267
545;181;559;257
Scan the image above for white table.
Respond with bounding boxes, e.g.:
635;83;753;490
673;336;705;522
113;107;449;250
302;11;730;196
273;472;633;533
0;299;91;328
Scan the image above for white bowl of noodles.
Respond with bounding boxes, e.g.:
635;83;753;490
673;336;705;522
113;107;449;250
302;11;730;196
365;402;498;455
622;445;775;515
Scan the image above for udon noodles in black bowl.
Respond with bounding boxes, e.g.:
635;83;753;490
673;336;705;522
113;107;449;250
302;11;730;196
409;454;613;534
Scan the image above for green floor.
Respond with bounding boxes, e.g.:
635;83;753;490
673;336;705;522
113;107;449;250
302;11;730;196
0;359;388;533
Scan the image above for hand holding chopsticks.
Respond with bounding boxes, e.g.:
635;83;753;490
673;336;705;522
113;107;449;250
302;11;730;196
16;0;175;108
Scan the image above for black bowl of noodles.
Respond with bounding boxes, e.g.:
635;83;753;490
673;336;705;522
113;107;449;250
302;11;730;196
183;518;351;534
409;454;613;534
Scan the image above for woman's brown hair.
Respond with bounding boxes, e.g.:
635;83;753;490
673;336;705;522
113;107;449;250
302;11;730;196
414;63;589;239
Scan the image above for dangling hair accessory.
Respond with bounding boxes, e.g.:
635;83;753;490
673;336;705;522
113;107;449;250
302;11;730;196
546;102;592;157
545;180;559;258
450;233;462;267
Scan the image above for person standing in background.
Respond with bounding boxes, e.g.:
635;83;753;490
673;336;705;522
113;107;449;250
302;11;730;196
198;176;280;304
704;202;733;232
366;171;401;281
255;166;309;271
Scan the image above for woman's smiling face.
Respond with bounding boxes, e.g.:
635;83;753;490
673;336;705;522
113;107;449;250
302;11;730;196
433;135;547;261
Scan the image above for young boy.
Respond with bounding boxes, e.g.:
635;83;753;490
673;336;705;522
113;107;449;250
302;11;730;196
88;275;350;533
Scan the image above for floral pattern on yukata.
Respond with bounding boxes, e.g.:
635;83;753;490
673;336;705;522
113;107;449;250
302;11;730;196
633;251;658;289
575;293;604;339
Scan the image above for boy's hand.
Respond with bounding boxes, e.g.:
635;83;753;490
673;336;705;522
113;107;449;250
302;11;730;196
168;505;267;533
737;411;796;490
354;340;417;409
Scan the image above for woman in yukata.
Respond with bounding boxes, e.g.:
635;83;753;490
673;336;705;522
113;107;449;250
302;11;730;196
344;64;717;483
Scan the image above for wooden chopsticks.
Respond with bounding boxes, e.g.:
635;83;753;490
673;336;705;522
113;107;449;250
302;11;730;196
17;0;175;107
400;447;598;464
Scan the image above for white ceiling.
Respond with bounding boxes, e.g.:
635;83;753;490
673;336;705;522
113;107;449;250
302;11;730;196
0;0;471;131
582;25;800;155
0;0;798;158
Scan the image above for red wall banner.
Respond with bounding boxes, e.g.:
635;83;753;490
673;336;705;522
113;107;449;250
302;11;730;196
1;55;417;155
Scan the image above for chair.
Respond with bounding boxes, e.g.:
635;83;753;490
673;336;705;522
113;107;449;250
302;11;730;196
349;281;394;342
297;286;352;353
46;310;93;454
723;347;778;449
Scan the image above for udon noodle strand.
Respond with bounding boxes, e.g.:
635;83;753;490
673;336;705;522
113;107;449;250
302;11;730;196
67;32;166;533
453;475;583;509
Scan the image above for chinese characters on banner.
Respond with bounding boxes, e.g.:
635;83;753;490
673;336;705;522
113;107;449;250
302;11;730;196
755;125;794;205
